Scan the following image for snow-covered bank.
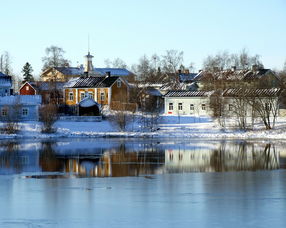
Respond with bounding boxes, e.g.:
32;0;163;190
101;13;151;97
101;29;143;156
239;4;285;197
1;116;286;139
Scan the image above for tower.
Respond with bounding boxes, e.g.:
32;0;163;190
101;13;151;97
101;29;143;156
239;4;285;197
84;52;94;74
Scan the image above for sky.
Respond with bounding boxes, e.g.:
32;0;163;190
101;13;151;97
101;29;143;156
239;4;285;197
1;0;286;77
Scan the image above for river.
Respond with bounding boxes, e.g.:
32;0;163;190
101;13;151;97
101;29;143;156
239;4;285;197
0;138;285;227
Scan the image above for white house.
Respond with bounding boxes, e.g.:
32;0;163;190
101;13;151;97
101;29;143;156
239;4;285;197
164;90;214;116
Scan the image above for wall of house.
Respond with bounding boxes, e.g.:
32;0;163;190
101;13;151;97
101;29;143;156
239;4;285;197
0;105;40;121
111;79;128;102
96;88;109;106
41;71;66;82
164;97;212;116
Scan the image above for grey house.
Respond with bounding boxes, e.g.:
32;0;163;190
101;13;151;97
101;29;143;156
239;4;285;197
0;95;42;121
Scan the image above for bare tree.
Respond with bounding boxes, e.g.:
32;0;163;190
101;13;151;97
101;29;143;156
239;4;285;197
0;51;12;75
247;91;281;130
42;46;70;71
203;49;264;72
39;104;59;133
161;50;184;73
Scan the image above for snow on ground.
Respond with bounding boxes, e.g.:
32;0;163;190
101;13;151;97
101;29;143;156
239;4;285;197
1;115;286;139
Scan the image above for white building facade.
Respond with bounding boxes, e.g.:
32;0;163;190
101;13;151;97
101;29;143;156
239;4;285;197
164;90;214;116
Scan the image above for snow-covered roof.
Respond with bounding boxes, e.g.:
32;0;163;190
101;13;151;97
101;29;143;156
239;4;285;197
165;90;214;97
55;67;84;76
194;68;276;82
223;88;282;97
79;97;100;108
0;95;42;105
94;68;133;76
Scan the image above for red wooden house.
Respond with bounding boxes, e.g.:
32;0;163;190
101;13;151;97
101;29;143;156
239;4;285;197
19;82;37;95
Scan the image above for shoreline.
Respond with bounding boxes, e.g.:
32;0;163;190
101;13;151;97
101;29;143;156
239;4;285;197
1;117;286;140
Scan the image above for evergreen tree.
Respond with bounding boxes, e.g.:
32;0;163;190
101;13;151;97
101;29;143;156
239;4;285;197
22;62;34;82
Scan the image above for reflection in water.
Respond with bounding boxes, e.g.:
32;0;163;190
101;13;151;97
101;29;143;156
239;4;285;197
165;141;280;172
0;139;285;177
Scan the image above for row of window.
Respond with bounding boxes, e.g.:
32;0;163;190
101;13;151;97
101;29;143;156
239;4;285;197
1;108;28;116
169;103;206;111
168;103;272;112
68;92;106;101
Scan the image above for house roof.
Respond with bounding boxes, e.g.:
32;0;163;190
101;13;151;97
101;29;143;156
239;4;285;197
194;68;277;82
0;95;42;105
27;81;65;91
44;67;133;77
223;88;282;97
79;97;100;108
54;67;84;76
165;90;214;97
94;68;133;76
64;76;119;88
179;73;197;82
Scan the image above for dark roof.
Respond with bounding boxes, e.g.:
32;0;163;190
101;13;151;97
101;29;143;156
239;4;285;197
54;67;83;76
66;76;119;88
165;90;214;97
223;88;282;97
94;68;133;76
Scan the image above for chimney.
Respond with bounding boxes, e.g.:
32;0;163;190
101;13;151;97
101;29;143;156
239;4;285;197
185;69;190;74
231;66;236;72
178;69;182;74
106;71;111;77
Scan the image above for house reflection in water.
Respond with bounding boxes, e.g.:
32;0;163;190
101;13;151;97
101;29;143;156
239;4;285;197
0;142;41;175
0;140;284;177
165;141;280;173
62;146;165;177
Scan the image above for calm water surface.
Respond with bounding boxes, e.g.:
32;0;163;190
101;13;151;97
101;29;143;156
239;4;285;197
0;138;285;227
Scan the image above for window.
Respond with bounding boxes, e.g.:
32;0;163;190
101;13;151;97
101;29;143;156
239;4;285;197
190;104;194;111
69;92;74;101
26;86;29;91
80;92;85;101
117;80;122;88
202;104;206;110
178;103;183;110
229;104;233;111
169;103;173;110
1;108;7;116
88;92;93;99
22;108;28;116
100;92;105;101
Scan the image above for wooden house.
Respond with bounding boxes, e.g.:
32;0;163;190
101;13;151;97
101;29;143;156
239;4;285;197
19;81;65;104
63;75;135;115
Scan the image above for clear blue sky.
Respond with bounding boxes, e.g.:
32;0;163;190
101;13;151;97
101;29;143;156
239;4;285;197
1;0;286;76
